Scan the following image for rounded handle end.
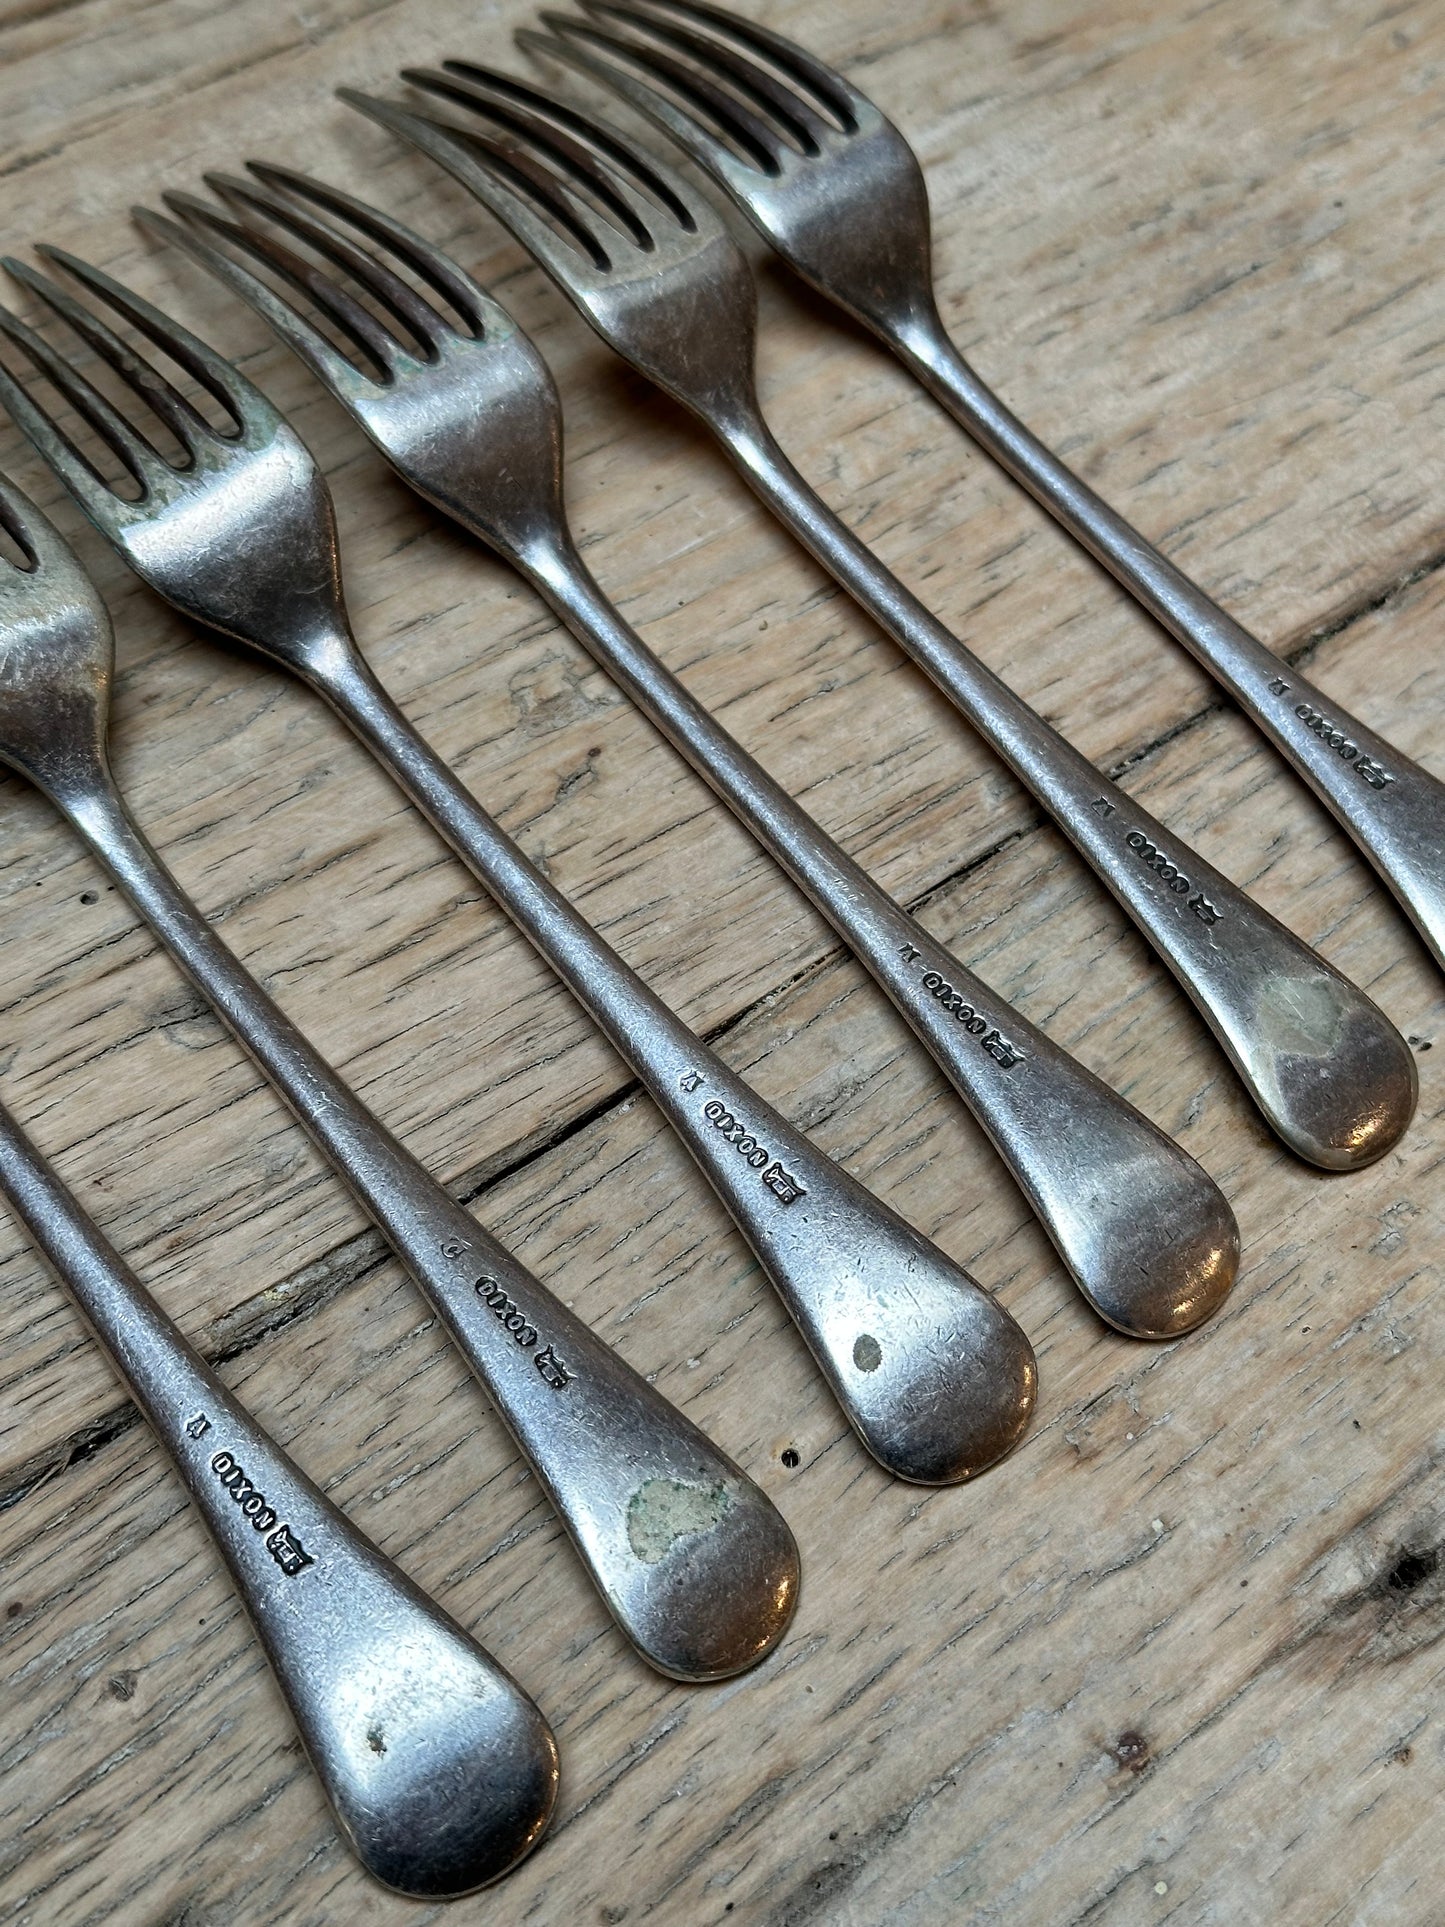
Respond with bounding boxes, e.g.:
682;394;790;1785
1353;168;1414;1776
1239;970;1418;1172
837;1249;1039;1485
608;1471;801;1682
325;1628;559;1899
1069;1157;1241;1341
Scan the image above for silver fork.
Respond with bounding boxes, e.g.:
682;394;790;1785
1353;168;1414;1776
339;66;1419;1174
0;1083;557;1896
0;254;1037;1486
0;472;799;1676
523;0;1445;987
147;167;1241;1343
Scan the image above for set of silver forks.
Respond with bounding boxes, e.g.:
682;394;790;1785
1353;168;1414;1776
0;0;1434;1896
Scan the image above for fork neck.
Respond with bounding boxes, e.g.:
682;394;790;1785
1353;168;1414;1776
255;615;368;696
879;295;1040;469
700;387;871;578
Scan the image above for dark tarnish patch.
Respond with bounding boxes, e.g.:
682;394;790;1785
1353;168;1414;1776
1318;1535;1445;1665
1380;1547;1439;1595
626;1479;731;1564
766;1800;919;1927
852;1333;883;1373
771;1855;863;1927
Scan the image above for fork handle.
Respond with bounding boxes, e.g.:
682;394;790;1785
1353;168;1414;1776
521;534;1235;1338
888;313;1445;976
0;1093;557;1897
50;768;799;1680
310;646;1037;1484
711;404;1417;1170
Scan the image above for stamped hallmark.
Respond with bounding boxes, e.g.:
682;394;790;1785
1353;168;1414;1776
1264;676;1393;789
701;1099;806;1205
474;1277;573;1390
476;1277;539;1350
899;945;1025;1068
265;1523;314;1578
534;1344;572;1391
1294;702;1393;789
679;1068;705;1093
762;1160;806;1205
209;1449;314;1577
1122;830;1220;926
183;1411;211;1440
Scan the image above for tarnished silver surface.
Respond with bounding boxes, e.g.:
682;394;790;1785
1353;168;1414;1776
0;472;799;1671
346;60;1419;1174
0;1091;558;1896
526;0;1445;984
147;168;1240;1342
0;269;1037;1485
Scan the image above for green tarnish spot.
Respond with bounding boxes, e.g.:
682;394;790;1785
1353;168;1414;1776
626;1479;731;1564
1257;975;1346;1057
853;1334;883;1373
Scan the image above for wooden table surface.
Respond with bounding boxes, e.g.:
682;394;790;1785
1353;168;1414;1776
3;1;1444;1921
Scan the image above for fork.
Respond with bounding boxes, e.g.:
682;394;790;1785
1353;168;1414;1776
147;167;1240;1342
0;1085;557;1896
522;0;1445;986
0;261;1038;1486
340;66;1419;1174
0;472;800;1675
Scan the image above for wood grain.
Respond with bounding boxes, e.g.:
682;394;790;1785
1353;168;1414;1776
2;0;1445;1921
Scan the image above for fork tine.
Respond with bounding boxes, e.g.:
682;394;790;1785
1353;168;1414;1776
0;471;99;597
203;172;425;371
5;255;216;451
0;469;44;569
579;0;865;129
0;471;29;562
137;195;388;398
0;292;170;498
550;2;835;154
241;165;495;338
0;357;146;544
404;68;649;251
209;169;449;358
28;247;272;441
519;14;787;178
340;87;616;276
408;60;698;243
